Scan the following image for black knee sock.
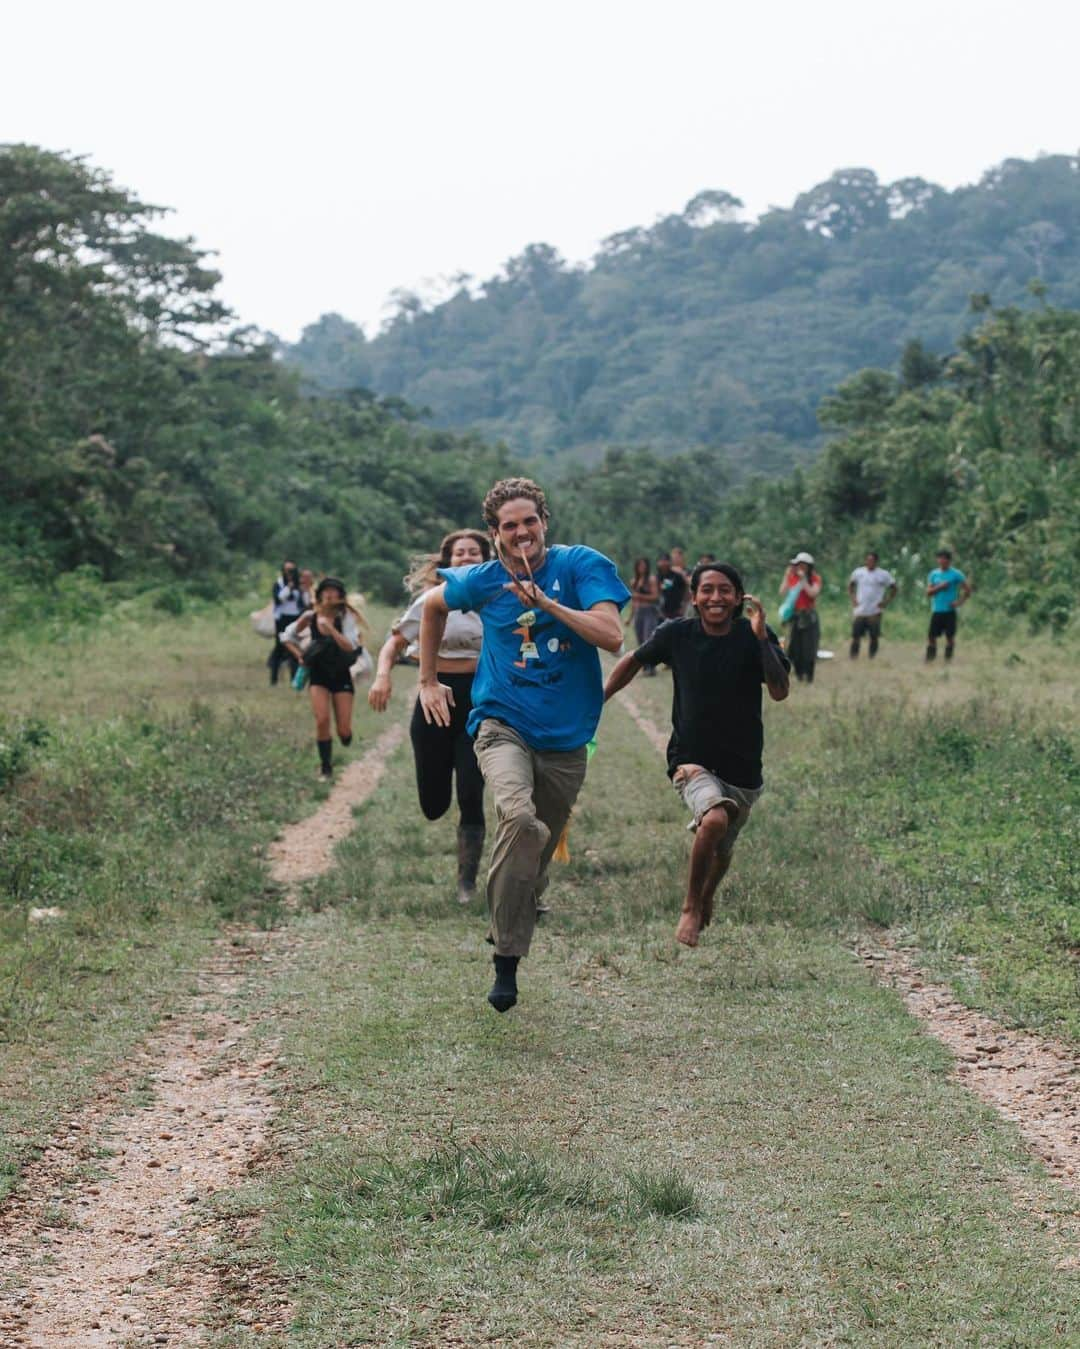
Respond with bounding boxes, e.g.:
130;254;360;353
317;738;333;773
339;733;352;747
488;955;519;1013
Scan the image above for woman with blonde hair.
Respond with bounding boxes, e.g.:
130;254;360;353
284;577;366;779
369;529;491;901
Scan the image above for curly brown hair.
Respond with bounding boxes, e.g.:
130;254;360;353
481;477;550;531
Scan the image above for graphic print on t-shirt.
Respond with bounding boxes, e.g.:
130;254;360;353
438;544;630;752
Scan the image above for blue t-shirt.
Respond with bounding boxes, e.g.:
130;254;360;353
439;544;631;751
928;567;966;613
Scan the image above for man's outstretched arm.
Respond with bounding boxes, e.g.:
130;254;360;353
418;585;453;726
504;577;623;653
604;651;643;701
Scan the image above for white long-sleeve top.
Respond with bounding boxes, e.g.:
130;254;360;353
393;591;482;661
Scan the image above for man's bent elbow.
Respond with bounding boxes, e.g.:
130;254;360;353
423;584;450;616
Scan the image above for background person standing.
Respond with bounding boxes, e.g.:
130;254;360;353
657;553;688;623
779;551;822;683
848;551;897;658
926;549;972;661
628;557;661;674
268;560;304;685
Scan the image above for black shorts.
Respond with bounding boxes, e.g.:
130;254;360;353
928;611;957;640
851;613;882;638
309;670;355;694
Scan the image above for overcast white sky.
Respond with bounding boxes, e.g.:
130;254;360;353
5;0;1077;341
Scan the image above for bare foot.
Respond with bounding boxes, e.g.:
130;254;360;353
675;911;701;947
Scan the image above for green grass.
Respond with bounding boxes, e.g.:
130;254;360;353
216;687;1079;1345
2;598;1077;1341
0;594;393;1197
627;627;1080;1038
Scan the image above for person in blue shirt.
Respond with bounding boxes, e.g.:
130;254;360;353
925;549;972;662
418;476;630;1013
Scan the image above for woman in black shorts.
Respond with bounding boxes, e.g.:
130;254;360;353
369;530;489;902
285;577;365;779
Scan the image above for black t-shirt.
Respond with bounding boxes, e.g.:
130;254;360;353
634;616;789;789
657;570;687;618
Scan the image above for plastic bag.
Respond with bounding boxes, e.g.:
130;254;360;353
250;604;275;639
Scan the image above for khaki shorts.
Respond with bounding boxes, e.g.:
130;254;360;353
672;765;762;855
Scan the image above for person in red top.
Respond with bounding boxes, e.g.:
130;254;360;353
779;551;823;683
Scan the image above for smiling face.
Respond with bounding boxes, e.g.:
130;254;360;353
492;497;547;569
450;534;485;567
316;585;345;612
693;568;742;633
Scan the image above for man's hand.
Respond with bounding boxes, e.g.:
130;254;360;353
743;594;768;641
367;676;392;712
502;577;555;612
419;679;455;727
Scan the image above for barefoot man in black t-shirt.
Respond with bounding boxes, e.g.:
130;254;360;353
604;562;790;947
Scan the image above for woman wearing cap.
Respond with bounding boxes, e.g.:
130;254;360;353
779;551;823;684
368;530;490;901
284;577;365;779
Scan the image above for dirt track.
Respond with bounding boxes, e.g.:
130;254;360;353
0;720;406;1346
620;686;1080;1192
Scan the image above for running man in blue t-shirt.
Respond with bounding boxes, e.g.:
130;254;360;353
925;548;972;662
419;477;630;1013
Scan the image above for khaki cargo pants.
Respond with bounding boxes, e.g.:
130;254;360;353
472;718;588;957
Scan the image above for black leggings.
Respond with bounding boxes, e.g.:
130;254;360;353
409;671;485;828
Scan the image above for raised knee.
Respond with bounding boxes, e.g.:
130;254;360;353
502;809;549;845
698;805;730;841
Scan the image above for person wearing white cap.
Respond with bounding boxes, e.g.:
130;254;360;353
779;551;822;683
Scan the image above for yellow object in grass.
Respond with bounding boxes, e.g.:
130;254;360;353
553;741;596;863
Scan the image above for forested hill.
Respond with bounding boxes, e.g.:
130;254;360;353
287;156;1080;474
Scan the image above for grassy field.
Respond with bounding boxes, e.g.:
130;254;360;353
0;592;393;1197
2;593;1077;1341
627;619;1079;1040
219;650;1078;1344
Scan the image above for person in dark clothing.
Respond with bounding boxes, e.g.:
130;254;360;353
284;577;364;779
656;553;688;621
268;560;304;685
369;530;491;903
779;551;822;683
628;557;661;674
604;562;790;948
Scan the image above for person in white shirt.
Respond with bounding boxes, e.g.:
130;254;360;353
848;552;897;659
369;530;490;903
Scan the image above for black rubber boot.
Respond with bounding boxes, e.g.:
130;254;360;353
488;955;519;1013
317;738;333;778
456;825;486;904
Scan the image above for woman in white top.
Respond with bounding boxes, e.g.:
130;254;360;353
369;530;490;902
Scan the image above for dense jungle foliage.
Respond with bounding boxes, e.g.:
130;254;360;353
288;156;1080;475
0;146;510;607
565;305;1079;630
1;146;1076;628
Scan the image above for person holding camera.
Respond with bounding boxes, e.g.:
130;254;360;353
268;560;304;685
284;577;365;779
779;551;822;683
